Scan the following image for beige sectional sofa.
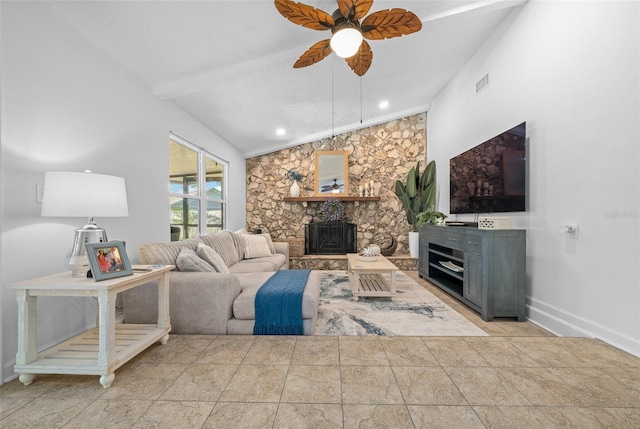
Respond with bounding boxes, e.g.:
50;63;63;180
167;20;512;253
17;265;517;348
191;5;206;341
122;230;321;335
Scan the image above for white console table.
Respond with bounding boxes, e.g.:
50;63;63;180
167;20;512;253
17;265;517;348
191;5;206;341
9;265;174;388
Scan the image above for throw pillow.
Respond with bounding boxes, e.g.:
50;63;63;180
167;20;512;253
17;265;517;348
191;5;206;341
198;231;240;267
257;233;277;254
196;243;230;273
176;248;216;272
228;231;246;261
243;234;273;259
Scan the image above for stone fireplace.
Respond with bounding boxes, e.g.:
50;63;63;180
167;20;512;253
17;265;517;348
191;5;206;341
244;113;427;257
305;222;357;255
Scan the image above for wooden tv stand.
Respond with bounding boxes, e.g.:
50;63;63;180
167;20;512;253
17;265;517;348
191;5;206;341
419;225;526;321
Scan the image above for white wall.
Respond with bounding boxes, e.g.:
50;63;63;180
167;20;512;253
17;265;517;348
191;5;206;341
428;1;639;355
0;1;247;382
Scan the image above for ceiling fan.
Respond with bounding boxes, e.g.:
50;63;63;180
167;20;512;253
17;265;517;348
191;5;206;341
321;179;345;192
275;0;422;76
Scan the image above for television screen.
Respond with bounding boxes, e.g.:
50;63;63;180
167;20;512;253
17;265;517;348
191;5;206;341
450;122;526;214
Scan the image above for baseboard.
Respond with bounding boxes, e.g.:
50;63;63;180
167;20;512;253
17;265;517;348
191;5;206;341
527;297;640;358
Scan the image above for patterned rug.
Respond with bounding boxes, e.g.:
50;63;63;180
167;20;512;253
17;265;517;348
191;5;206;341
315;271;488;336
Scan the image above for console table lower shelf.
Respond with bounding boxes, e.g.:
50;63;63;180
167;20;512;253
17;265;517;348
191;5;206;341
14;324;169;388
9;265;174;388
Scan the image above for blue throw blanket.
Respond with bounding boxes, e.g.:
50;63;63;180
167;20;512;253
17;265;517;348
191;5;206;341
253;269;311;335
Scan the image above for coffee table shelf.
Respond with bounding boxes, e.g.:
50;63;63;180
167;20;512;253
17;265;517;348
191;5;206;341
356;273;395;297
346;254;399;298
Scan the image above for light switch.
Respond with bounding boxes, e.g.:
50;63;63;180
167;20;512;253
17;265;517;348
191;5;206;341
561;224;579;238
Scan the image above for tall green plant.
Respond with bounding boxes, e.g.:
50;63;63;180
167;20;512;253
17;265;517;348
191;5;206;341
394;160;436;231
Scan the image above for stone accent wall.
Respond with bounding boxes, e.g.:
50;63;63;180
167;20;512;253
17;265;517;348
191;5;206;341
245;113;427;256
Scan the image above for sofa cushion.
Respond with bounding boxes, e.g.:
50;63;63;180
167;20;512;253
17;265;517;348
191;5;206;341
197;231;240;267
233;271;321;320
176;248;216;272
243;235;272;259
196;243;230;273
228;255;286;273
138;238;199;265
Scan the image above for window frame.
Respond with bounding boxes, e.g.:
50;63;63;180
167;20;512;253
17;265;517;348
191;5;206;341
169;133;228;239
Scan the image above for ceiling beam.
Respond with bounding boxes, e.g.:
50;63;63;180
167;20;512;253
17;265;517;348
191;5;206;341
421;0;527;23
153;47;303;100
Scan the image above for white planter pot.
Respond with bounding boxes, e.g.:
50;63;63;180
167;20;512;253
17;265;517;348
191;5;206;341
408;231;419;258
290;180;300;197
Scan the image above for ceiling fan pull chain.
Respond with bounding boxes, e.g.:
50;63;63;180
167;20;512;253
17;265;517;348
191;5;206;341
331;56;336;146
360;75;363;126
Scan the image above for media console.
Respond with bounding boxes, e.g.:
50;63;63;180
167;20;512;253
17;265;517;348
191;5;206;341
419;225;526;321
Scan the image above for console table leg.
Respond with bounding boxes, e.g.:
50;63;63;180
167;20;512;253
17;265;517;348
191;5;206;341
157;272;171;330
97;292;116;369
160;334;169;345
99;373;115;388
15;290;38;365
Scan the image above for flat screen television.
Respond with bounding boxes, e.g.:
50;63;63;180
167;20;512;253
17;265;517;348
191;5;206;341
450;122;526;214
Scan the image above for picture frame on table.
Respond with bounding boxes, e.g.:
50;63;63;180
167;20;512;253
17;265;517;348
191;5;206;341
85;241;133;281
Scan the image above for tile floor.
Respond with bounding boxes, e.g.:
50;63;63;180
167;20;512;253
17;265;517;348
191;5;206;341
1;273;639;428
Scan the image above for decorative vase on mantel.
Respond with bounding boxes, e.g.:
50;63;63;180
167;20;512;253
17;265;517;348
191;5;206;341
290;180;301;198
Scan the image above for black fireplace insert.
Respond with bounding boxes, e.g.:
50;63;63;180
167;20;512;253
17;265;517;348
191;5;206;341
305;222;356;255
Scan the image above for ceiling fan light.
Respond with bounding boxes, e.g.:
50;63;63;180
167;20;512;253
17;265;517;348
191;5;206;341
330;28;363;58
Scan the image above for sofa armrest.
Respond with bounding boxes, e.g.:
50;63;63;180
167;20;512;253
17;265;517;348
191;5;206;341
273;241;289;269
122;272;242;335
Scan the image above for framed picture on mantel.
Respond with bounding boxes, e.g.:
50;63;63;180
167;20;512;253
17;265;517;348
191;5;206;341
314;150;349;196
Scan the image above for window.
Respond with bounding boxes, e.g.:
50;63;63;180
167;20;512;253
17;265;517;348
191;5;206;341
169;134;227;241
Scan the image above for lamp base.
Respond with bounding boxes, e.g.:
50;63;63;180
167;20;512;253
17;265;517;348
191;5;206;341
68;218;108;277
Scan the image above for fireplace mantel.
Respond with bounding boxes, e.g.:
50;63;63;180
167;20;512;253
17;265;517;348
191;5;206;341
283;196;380;202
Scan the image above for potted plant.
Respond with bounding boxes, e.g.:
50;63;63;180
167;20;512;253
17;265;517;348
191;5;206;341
416;210;448;226
285;169;303;197
394;160;437;257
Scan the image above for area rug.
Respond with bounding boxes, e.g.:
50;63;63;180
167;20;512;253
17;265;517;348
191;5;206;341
315;271;488;336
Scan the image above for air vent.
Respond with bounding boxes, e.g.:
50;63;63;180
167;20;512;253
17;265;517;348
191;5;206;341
476;73;489;94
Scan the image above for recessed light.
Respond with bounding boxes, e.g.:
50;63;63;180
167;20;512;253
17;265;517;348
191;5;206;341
276;128;286;136
379;100;389;109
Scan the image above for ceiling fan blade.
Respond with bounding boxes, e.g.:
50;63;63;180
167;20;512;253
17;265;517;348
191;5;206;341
345;40;372;76
275;0;335;31
338;0;373;21
293;39;333;68
361;8;423;40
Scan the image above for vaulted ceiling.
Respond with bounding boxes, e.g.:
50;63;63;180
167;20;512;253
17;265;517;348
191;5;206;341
45;0;526;157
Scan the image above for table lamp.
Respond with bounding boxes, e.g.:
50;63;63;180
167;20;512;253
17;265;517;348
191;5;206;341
41;171;129;276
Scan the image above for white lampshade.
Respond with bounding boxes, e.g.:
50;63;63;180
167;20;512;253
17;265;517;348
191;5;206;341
330;28;363;58
41;171;128;276
42;171;128;218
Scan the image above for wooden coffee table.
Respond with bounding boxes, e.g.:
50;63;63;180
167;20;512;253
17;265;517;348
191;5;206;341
346;253;399;298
